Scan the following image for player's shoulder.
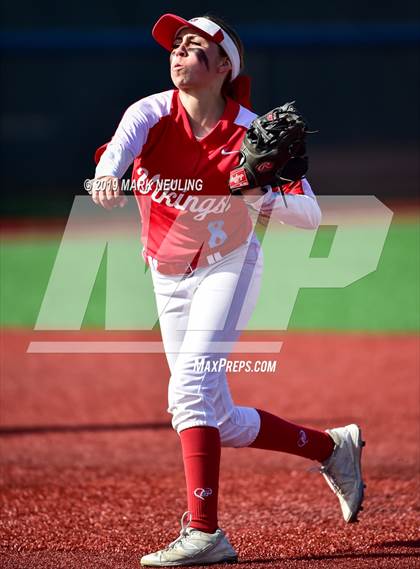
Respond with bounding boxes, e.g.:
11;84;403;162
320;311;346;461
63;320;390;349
124;89;175;122
233;104;258;129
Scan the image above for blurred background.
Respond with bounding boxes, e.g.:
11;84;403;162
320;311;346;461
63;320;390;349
1;1;419;216
1;10;419;565
0;2;419;332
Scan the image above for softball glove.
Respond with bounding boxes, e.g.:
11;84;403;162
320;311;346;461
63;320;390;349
229;101;312;195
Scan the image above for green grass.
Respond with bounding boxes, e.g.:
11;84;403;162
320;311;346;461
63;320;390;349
1;239;60;328
289;220;419;331
1;218;419;331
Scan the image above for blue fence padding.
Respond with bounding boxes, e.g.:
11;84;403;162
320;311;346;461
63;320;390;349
1;22;420;51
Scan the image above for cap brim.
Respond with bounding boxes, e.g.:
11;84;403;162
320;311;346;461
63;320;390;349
152;13;215;51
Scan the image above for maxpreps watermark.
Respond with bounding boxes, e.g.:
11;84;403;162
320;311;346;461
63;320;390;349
31;195;394;340
193;358;277;373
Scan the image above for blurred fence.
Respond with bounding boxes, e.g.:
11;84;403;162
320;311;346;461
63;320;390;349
1;19;419;215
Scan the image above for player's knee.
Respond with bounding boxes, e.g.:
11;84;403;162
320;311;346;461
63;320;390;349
167;374;214;417
167;380;193;416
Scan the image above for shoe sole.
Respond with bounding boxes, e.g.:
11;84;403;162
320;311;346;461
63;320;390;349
140;556;238;567
346;424;365;523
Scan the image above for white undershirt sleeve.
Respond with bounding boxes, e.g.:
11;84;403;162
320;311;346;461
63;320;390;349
94;103;150;179
245;179;322;230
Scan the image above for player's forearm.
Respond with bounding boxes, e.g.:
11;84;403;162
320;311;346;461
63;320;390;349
246;187;322;230
95;143;135;179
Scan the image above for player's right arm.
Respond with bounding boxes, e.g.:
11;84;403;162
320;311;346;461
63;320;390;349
91;97;154;209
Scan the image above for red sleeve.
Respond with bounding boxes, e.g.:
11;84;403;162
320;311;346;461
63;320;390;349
272;180;305;195
94;142;110;165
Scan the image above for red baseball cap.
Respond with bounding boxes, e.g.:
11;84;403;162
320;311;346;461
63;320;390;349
152;13;241;80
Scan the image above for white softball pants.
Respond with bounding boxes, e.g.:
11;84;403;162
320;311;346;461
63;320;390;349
149;233;263;448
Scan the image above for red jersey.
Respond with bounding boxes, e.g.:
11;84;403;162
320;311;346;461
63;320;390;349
95;89;317;271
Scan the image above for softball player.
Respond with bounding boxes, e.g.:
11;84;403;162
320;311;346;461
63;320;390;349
92;13;365;566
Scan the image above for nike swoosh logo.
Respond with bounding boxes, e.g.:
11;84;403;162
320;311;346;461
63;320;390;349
221;148;241;155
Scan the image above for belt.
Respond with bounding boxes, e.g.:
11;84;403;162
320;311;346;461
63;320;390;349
144;232;255;276
146;254;197;276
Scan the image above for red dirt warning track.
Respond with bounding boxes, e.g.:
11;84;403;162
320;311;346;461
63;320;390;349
0;330;419;569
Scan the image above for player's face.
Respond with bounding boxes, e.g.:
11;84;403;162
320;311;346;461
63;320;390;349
170;28;230;90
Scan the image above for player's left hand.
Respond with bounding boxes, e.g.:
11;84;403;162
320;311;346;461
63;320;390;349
229;102;314;195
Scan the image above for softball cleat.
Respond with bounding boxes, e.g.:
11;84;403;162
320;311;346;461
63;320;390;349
140;511;238;566
320;423;365;523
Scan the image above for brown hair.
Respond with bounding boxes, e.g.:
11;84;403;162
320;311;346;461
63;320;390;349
199;13;245;73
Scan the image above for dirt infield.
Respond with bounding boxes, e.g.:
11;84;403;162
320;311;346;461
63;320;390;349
1;330;419;568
